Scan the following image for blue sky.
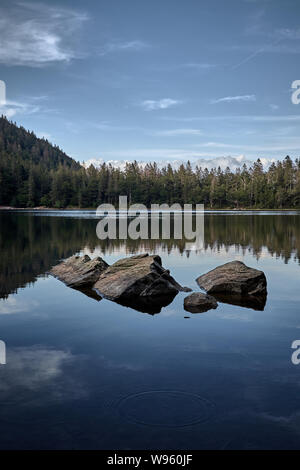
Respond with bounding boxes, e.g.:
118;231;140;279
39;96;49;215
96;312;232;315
0;0;300;168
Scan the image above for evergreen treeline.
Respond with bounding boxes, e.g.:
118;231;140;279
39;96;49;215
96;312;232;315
1;116;300;209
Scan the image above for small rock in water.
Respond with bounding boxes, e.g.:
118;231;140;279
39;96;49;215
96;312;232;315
184;292;218;313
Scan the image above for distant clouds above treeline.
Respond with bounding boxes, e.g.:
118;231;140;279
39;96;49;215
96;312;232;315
83;155;276;172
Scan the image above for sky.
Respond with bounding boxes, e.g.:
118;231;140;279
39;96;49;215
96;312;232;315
0;0;300;169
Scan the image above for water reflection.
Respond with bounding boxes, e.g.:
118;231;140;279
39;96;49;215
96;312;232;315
212;292;267;311
0;211;299;301
73;286;102;302
0;211;300;449
115;292;178;315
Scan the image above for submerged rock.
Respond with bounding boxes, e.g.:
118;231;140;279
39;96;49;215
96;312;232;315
196;261;267;296
93;253;190;302
184;292;218;313
50;254;109;288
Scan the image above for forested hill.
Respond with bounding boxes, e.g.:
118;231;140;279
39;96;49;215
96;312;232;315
1;116;300;209
0;116;82;207
0;116;80;170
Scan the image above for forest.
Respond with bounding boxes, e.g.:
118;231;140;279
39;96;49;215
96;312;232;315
0;116;300;209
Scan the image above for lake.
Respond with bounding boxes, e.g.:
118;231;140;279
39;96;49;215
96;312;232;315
0;210;300;450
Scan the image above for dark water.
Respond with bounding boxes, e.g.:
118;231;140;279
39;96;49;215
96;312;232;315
0;211;300;450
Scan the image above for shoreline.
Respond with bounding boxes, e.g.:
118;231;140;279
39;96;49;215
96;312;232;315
1;206;300;212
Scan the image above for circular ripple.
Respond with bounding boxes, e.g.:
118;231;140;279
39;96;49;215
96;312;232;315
117;390;215;428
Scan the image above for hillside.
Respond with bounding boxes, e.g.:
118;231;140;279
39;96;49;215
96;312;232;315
0;116;80;170
0;116;82;207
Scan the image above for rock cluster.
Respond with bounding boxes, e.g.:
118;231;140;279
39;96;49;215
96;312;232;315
51;253;190;314
51;256;267;314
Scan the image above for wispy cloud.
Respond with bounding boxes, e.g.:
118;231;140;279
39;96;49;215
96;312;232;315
211;95;256;104
0;346;88;403
198;141;300;152
36;131;52;141
231;37;284;70
141;98;181;111
240;115;300;122
154;128;202;136
230;25;300;69
0;297;38;315
0;98;41;118
99;40;149;56
95;122;135;131
150;62;216;73
161;114;300;123
229;42;300;56
0;2;88;66
276;28;300;40
181;63;216;70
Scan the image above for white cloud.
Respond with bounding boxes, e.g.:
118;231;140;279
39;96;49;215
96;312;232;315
0;98;41;118
0;297;39;315
154;128;202;136
0;347;72;391
0;3;88;66
83;154;274;172
211;95;256;104
0;346;87;402
36;131;52;141
99;40;148;55
141;99;181;111
270;104;279;111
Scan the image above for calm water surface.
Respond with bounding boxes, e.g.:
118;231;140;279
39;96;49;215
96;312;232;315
0;211;300;449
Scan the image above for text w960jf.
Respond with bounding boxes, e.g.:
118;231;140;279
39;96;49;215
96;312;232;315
107;454;193;468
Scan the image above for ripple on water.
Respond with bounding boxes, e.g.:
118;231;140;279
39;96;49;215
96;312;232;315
116;390;215;428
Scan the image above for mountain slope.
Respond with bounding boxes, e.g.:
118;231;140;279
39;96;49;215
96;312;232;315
0;116;80;170
0;116;82;207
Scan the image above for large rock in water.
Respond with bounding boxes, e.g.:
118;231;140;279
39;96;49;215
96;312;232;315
184;292;218;313
50;255;109;288
196;261;267;296
93;253;190;302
